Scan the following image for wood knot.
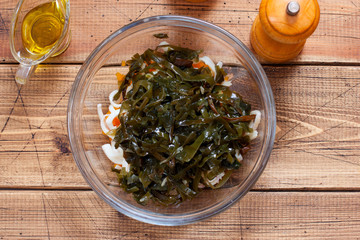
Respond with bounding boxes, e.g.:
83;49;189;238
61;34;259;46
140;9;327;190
54;136;71;154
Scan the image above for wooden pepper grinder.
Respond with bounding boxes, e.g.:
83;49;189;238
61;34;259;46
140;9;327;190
250;0;320;63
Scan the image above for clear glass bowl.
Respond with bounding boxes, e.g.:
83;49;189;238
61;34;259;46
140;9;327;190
68;15;276;226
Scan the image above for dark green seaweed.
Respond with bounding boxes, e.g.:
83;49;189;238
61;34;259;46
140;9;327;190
111;44;255;205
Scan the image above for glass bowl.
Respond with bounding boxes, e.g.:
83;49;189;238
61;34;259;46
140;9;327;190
68;15;276;226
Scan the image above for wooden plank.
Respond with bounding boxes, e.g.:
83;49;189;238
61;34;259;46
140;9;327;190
0;64;359;189
0;190;359;239
260;65;360;190
0;65;88;188
0;0;359;64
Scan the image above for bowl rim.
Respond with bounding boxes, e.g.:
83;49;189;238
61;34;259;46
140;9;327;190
68;15;276;226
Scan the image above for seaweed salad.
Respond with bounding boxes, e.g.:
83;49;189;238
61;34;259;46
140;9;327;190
98;43;261;206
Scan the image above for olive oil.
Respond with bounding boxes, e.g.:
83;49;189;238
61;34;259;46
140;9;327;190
21;1;65;56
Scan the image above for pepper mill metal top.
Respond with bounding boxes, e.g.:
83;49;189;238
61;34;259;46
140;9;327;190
287;1;300;16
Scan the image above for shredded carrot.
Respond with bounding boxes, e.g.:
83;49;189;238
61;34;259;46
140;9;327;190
112;116;121;127
149;68;156;72
149;60;155;64
114;164;123;168
121;60;126;66
192;61;205;69
224;76;229;81
116;72;125;82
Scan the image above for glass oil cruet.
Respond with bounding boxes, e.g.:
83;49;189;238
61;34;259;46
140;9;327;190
10;0;71;84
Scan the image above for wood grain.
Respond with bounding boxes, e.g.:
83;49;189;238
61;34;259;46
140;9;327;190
0;64;359;190
0;191;359;239
0;0;359;64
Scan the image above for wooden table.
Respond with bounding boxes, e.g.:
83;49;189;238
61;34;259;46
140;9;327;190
1;0;359;239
